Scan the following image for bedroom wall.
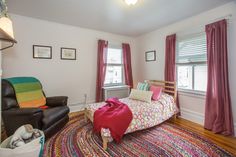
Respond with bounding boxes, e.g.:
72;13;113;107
135;1;236;134
2;14;138;106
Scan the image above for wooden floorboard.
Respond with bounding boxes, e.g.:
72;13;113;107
169;117;236;156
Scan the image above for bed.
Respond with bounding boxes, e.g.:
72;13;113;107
84;80;178;149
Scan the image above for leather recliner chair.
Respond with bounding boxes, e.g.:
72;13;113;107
1;79;70;139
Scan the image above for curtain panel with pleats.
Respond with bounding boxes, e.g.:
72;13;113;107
204;19;234;135
165;34;180;114
96;40;108;102
122;43;133;89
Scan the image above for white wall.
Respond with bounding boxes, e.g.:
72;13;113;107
2;14;136;105
135;2;236;134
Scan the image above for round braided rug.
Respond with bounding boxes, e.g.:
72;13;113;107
43;112;234;157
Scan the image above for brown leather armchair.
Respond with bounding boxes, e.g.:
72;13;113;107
1;79;70;139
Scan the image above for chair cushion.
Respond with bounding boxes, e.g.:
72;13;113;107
42;106;69;129
4;77;46;108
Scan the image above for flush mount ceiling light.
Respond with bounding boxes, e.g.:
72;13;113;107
124;0;138;6
0;0;17;51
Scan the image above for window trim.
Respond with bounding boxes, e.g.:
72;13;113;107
176;63;207;94
104;47;125;87
176;61;206;66
178;88;206;95
178;89;206;100
176;32;207;94
104;64;125;87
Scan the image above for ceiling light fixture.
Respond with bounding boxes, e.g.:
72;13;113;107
124;0;138;6
0;0;17;51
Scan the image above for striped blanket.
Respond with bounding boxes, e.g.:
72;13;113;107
5;77;46;108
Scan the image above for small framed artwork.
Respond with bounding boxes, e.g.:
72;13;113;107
61;48;76;60
33;45;52;59
145;50;156;62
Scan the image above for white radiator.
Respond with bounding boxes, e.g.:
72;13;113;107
103;85;130;100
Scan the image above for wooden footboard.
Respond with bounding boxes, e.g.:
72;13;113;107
84;108;93;122
84;108;109;150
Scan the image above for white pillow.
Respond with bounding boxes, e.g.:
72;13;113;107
129;89;153;103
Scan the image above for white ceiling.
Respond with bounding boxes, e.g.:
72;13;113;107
7;0;233;37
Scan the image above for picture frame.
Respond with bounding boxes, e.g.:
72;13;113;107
33;45;52;59
145;50;156;62
61;47;76;60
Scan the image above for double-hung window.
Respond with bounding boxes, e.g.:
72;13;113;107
104;48;124;86
176;33;207;93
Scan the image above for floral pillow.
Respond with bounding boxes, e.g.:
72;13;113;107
129;89;153;103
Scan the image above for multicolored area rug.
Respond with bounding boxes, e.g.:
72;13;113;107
43;113;234;157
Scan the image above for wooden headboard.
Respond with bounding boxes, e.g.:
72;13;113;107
145;80;177;102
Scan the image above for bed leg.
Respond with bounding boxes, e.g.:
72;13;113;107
102;134;108;150
174;114;177;120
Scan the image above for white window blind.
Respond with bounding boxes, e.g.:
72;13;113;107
176;33;207;92
176;33;207;64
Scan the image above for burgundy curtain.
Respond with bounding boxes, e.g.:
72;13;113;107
164;34;180;113
96;40;108;102
204;19;234;135
122;43;133;88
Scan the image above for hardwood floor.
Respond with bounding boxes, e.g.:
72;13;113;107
169;117;236;156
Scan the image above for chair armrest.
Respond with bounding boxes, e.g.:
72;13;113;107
46;96;68;107
2;108;43;136
3;108;43;116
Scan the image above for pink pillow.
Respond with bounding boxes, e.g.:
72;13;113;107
150;86;163;101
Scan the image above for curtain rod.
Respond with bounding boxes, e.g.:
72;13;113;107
207;14;232;24
96;38;123;43
194;14;232;29
176;14;233;38
96;38;125;47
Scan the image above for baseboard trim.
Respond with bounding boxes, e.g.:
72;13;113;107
181;108;236;136
68;100;96;112
180;108;204;125
69;104;85;112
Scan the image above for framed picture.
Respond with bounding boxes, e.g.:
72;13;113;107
33;45;52;59
61;48;76;60
145;50;156;62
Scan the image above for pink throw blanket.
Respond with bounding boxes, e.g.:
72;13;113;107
93;98;133;142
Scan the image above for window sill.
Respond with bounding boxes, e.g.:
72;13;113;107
178;89;206;99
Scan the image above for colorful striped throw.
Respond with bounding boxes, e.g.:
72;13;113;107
137;82;150;91
5;77;46;108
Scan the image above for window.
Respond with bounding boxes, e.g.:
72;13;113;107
104;48;124;86
176;33;207;92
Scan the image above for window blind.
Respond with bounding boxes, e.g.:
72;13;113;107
176;33;207;64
